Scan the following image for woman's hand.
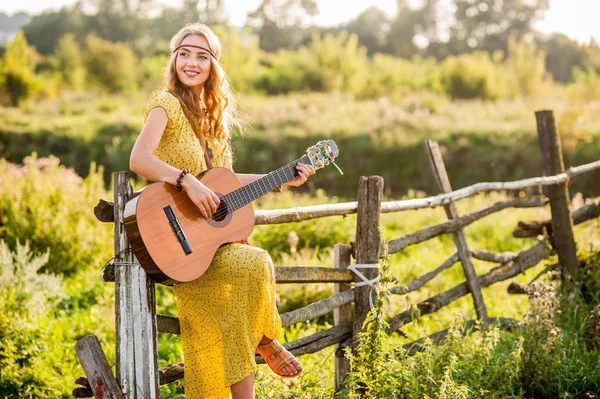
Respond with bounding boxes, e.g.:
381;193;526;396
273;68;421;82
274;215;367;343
285;163;316;187
180;174;220;218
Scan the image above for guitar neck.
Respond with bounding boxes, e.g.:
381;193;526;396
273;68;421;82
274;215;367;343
223;154;311;212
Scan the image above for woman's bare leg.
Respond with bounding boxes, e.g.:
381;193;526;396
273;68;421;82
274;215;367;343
230;373;255;399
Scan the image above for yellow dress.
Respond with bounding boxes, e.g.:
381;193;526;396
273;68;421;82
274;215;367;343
144;91;282;399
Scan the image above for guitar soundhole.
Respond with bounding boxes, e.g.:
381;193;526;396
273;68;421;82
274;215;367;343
211;200;229;222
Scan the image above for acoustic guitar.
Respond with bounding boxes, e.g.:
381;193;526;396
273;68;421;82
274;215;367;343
124;140;339;285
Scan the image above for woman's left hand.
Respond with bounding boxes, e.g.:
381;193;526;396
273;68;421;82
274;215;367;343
285;163;316;187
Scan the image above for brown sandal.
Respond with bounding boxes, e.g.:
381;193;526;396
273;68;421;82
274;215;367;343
257;340;303;378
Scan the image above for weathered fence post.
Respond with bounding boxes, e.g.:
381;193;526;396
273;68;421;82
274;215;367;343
424;140;488;327
74;335;124;399
333;243;352;391
535;110;579;285
114;172;160;399
353;176;384;344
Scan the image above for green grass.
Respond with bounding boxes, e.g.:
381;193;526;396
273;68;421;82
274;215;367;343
2;91;600;197
2;87;600;397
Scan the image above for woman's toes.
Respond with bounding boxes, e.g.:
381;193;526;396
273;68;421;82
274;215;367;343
292;361;302;373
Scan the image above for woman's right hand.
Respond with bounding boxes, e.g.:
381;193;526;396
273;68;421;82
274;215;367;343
180;174;220;218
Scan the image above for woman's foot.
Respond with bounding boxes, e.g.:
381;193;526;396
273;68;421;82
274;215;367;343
256;339;303;378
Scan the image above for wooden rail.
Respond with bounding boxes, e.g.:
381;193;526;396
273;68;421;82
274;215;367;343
75;110;600;397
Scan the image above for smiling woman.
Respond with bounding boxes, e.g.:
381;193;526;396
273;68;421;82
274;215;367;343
128;23;315;399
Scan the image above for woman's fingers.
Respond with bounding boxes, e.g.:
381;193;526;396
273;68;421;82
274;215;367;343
206;196;219;214
296;163;315;176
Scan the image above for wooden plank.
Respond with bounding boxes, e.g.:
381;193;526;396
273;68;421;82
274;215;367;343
275;266;354;283
333;244;352;391
425;140;488;327
74;335;124;399
281;290;354;327
113;172;159;399
104;264;355;284
353;176;384;344
95;199;115;223
535;110;579;284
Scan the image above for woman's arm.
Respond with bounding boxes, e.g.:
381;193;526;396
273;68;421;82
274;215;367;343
130;108;220;218
130;107;179;184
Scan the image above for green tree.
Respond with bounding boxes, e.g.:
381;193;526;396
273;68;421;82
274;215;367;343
84;34;137;92
214;26;262;92
440;51;505;99
22;7;83;55
504;36;550;97
51;33;86;90
247;0;318;51
308;31;368;94
540;33;585;83
0;30;39;106
346;7;390;56
386;0;420;58
450;0;549;54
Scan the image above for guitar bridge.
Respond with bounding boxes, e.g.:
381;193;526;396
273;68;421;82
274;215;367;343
163;205;192;255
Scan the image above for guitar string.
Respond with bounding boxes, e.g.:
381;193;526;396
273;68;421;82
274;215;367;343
208;157;302;221
207;154;311;221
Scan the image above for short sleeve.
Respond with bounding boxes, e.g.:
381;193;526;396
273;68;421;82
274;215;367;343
143;90;181;125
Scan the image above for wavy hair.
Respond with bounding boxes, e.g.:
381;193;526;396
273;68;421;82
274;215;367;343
166;23;237;142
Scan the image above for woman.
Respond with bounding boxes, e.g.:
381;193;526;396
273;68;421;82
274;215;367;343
129;23;313;399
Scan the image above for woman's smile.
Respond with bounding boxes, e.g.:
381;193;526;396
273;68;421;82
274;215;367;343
183;70;200;78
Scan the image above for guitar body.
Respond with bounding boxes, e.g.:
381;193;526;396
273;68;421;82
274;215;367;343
124;167;255;285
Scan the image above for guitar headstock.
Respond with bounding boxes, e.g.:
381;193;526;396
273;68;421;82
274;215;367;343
306;140;340;171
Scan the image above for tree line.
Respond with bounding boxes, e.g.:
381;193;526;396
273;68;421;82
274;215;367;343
1;0;600;105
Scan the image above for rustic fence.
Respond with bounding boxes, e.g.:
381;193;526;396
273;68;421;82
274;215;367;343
73;110;600;398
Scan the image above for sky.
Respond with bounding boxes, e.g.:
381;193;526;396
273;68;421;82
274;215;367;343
1;0;599;45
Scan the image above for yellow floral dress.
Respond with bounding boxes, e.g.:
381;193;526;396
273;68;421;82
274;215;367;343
143;91;282;399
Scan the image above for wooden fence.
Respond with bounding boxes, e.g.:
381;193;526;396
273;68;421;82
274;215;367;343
73;110;600;398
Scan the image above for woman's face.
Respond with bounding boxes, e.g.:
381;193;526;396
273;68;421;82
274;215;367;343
175;34;212;94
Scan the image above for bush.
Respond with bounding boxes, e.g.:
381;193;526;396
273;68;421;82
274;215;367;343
0;156;112;276
440;51;506;100
0;240;68;398
139;53;169;91
363;54;442;98
504;37;552;98
0;31;40;106
51;33;87;91
214;26;263;93
256;31;369;96
84;34;138;92
570;66;600;100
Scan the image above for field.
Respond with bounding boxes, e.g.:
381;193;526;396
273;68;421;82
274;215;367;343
1;91;600;397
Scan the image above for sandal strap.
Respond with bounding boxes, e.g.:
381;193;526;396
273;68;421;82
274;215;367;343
257;340;297;374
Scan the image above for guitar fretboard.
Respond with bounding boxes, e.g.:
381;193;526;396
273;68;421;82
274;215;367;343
221;154;311;213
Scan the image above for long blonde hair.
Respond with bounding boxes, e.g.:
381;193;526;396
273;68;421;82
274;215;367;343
166;23;237;142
